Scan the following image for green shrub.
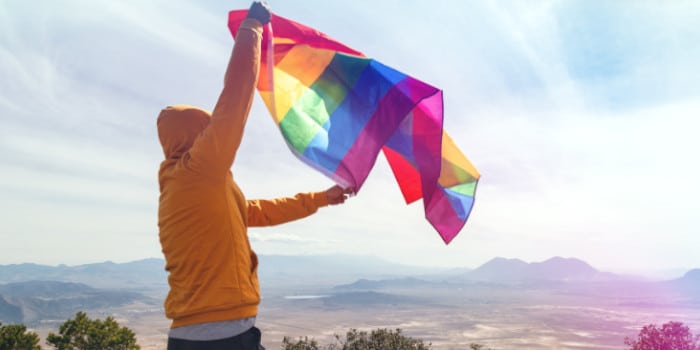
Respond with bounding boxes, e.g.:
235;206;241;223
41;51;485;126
0;322;42;350
46;312;139;350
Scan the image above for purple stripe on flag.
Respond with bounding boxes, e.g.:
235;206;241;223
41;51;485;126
335;77;438;189
385;113;415;163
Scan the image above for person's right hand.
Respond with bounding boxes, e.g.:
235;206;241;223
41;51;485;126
247;2;271;25
325;185;355;205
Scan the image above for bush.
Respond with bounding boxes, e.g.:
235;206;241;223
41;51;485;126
467;344;493;350
282;328;428;350
282;336;322;350
0;322;42;350
45;312;140;350
334;328;430;350
282;327;492;350
625;321;699;350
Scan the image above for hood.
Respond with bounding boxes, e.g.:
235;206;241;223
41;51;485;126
157;105;211;159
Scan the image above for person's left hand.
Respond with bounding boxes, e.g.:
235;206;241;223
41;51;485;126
246;1;271;25
325;185;354;205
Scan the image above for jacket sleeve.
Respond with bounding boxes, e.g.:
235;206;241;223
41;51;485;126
247;192;329;227
188;19;263;174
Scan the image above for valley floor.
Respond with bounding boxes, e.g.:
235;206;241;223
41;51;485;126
30;285;700;350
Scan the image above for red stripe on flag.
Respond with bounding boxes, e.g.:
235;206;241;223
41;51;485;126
383;147;422;204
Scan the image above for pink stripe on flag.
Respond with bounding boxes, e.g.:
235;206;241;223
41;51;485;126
425;187;465;244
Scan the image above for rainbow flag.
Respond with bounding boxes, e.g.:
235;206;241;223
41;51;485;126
229;11;480;244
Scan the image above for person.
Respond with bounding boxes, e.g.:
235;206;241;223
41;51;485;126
156;2;353;349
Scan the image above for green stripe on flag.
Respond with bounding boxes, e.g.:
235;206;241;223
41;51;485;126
279;53;372;152
279;107;322;154
448;181;477;196
308;53;371;123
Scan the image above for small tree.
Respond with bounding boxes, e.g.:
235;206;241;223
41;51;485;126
625;321;699;350
282;336;322;350
46;312;140;350
468;344;494;350
281;328;494;350
0;322;42;350
335;328;430;350
282;328;430;350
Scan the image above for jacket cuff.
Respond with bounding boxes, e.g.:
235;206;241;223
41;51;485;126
312;191;329;208
239;18;263;36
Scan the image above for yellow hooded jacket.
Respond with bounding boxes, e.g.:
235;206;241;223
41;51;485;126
157;19;328;328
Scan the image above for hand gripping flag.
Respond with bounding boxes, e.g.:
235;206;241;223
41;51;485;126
229;11;480;244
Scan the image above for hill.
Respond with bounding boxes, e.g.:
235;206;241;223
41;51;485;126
669;268;700;293
0;280;153;325
333;277;439;291
332;257;637;293
681;269;700;283
0;259;167;290
466;257;530;281
0;295;22;323
466;256;612;282
0;255;439;290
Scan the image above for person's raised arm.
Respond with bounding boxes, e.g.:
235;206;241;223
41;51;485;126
247;185;354;227
188;2;270;173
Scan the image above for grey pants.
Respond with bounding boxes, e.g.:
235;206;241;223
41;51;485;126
167;327;265;350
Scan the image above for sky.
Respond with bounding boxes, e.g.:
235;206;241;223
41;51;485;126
1;1;699;273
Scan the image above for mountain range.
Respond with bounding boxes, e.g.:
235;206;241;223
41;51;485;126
333;257;700;292
0;280;151;324
2;255;697;290
1;256;697;325
0;258;167;290
0;255;456;290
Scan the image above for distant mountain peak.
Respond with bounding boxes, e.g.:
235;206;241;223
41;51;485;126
536;257;596;270
479;257;529;268
542;256;581;263
682;269;700;280
468;256;603;282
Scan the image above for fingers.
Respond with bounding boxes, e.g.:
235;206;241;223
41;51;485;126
247;1;271;25
325;184;356;205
